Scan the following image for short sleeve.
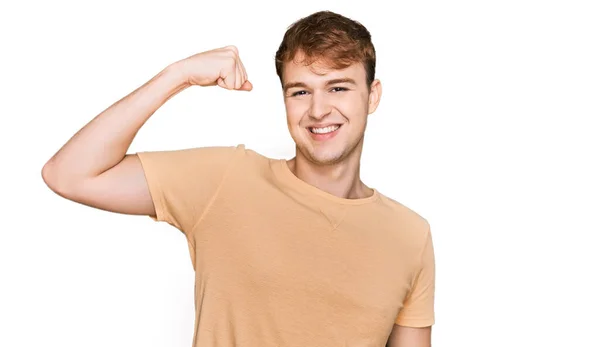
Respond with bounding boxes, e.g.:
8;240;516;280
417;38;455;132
136;144;244;235
395;224;436;327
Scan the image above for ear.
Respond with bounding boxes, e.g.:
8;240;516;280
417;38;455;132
367;79;382;114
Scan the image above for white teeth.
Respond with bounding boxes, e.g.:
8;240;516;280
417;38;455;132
310;125;340;134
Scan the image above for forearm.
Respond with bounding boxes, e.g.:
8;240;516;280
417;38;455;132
386;325;432;347
42;62;188;188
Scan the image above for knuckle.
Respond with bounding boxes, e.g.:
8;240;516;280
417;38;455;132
226;45;238;55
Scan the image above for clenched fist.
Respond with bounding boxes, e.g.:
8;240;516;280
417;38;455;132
177;45;253;91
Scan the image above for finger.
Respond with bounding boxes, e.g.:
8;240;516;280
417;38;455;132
217;77;227;89
237;56;251;91
223;61;237;90
237;54;248;84
239;80;253;91
235;55;243;89
224;46;241;89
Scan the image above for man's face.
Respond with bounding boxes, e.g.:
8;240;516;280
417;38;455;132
282;54;381;166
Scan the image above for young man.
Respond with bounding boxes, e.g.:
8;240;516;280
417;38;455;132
42;10;435;347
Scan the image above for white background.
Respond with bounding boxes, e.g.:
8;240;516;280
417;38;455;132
1;0;599;346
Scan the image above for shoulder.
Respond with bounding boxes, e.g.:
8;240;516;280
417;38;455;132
377;193;429;227
217;144;283;184
156;143;274;168
232;144;278;170
373;192;431;243
137;143;244;166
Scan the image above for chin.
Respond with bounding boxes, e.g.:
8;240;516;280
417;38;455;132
301;146;347;166
310;154;344;166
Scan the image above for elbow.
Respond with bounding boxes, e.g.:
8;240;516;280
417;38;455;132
41;161;72;198
41;161;59;192
41;161;54;189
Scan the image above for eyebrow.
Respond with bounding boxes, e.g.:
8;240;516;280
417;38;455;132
283;78;357;93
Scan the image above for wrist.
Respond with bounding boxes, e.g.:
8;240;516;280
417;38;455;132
164;60;191;89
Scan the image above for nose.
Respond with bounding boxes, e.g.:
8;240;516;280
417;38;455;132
308;91;332;120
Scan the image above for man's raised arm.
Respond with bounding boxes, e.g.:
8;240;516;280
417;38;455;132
41;46;252;216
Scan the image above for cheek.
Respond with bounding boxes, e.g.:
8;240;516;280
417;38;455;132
339;90;365;105
337;96;368;120
284;100;306;125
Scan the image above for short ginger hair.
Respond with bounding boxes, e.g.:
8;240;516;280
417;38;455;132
275;10;376;89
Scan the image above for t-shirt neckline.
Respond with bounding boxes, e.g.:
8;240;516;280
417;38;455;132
273;159;380;205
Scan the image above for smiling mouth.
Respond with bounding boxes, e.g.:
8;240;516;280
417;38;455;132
309;124;341;134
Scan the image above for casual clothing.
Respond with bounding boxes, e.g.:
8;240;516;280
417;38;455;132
136;144;435;346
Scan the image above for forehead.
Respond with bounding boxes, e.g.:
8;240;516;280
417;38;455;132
281;54;366;85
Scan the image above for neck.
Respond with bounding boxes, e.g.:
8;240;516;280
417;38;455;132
286;142;373;200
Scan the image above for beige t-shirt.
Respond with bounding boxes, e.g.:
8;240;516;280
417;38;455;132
136;144;435;346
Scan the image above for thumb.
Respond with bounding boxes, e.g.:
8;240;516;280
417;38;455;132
217;78;229;89
238;80;253;91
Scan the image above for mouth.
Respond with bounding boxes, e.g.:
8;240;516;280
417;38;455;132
306;124;342;141
308;124;341;134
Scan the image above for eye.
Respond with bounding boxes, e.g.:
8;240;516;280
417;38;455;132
291;90;308;97
331;87;348;92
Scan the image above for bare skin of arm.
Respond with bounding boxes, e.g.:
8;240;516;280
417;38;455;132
41;45;252;216
387;325;432;347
